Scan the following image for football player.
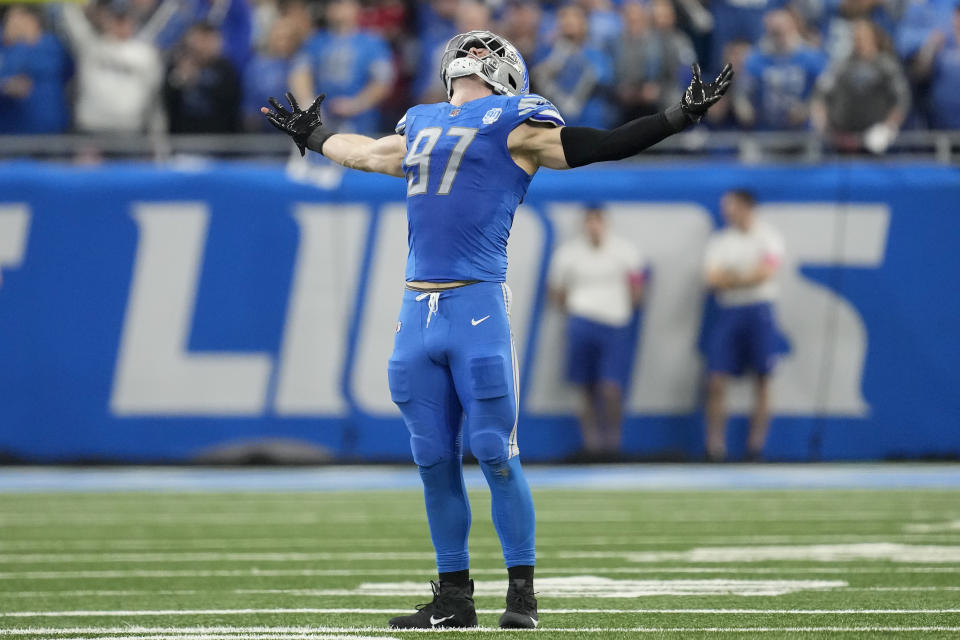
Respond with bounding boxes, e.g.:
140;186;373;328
263;30;732;630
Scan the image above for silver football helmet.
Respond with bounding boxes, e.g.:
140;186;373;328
440;30;529;98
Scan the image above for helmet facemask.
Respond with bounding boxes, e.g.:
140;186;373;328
440;30;528;98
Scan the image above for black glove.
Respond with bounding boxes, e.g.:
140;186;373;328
680;63;734;122
263;92;325;156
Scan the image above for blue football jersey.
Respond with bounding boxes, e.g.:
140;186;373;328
396;93;564;282
742;45;826;130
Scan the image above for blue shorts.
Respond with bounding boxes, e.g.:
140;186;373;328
706;302;780;376
565;315;633;389
388;282;519;467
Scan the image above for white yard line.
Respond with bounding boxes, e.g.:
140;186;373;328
4;585;959;599
3;607;960;618
10;533;960;551
0;552;443;564
0;590;202;598
0;569;442;580
843;586;960;592
7;544;960;565
557;543;960;563
0;511;918;526
0;630;370;636
0;515;419;526
905;520;960;533
237;577;847;598
17;636;400;640
2;627;960;636
0;539;418;551
5;566;960;580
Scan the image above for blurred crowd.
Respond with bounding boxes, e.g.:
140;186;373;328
2;0;959;149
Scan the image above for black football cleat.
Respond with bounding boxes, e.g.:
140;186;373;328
388;579;478;629
499;578;539;629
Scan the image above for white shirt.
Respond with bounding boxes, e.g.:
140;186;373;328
704;220;785;307
549;234;644;327
61;5;163;134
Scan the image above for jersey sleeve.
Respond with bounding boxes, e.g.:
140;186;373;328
516;94;565;127
395;111;409;135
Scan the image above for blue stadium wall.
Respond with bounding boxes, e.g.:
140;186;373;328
0;161;958;462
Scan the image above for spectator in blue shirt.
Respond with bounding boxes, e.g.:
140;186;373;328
0;5;71;133
289;0;394;135
138;0;253;73
416;0;458;51
710;0;788;74
735;10;827;129
894;0;958;126
581;0;623;53
413;0;490;104
910;3;960;128
533;3;614;128
242;15;301;132
498;0;544;68
895;0;957;61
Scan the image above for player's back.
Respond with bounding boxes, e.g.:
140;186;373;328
397;93;563;283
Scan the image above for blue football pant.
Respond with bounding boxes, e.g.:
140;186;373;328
387;282;535;572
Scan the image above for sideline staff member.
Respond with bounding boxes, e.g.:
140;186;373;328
704;189;785;462
549;206;646;460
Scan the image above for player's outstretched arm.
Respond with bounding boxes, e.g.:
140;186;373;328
512;64;733;171
261;93;404;177
318;132;405;177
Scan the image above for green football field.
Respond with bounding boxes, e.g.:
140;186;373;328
2;484;959;639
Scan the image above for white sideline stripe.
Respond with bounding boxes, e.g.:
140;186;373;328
1;585;952;599
0;569;445;580
2;627;960;636
0;511;921;526
6;566;960;580
16;491;957;503
5;585;960;598
289;577;847;598
10;543;960;564
1;590;200;598
558;543;960;564
4;608;960;618
2;532;960;551
0;552;444;564
845;586;960;592
904;520;960;533
30;636;399;640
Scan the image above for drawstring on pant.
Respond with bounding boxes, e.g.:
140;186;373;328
415;291;440;328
